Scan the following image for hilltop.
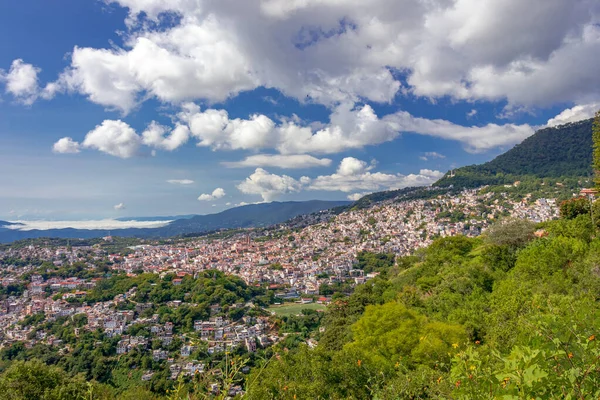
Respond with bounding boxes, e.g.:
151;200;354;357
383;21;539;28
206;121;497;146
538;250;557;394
436;118;593;187
350;118;594;208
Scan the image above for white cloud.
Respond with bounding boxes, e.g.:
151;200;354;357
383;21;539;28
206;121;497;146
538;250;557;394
235;158;443;201
167;179;194;185
198;187;226;201
1;59;41;105
237;168;304;202
177;102;398;155
277;103;398;154
467;109;478;118
347;192;371;201
308;157;444;193
386;112;536;153
425;151;446;159
177;102;540;155
43;0;600;113
52;137;81;154
4;219;170;231
114;202;126;210
420;151;446;161
179;104;275;151
141;121;190;151
50;15;258;114
222;154;332;169
546;103;599;127
337;157;371;176
82;120;142;158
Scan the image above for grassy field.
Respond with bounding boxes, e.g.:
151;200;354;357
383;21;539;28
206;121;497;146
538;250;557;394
267;302;326;316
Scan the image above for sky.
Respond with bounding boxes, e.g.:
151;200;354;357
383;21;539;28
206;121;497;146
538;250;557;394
0;0;599;222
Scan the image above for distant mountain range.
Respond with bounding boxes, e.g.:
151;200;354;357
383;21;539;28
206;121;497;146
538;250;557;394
0;200;350;243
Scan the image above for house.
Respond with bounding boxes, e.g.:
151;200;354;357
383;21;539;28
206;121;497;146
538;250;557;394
181;345;196;357
116;340;128;354
153;350;168;361
245;338;257;353
141;372;154;381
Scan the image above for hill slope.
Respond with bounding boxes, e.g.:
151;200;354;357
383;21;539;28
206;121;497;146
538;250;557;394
0;200;350;243
151;200;350;237
349;118;594;208
436;118;593;187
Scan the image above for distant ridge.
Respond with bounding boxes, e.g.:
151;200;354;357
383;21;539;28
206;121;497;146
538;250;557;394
0;200;350;243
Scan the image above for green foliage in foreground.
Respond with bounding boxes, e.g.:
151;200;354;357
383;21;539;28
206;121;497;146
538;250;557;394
246;216;600;399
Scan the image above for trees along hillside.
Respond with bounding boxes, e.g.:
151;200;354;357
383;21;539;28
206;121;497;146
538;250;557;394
246;215;600;399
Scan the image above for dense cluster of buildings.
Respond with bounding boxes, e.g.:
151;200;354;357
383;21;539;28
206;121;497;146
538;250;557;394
0;186;560;376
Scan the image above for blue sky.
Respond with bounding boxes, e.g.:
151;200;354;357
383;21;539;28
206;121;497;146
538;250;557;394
0;0;598;221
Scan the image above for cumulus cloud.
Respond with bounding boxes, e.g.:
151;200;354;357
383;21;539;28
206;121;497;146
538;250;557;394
277;103;398;154
198;187;226;201
39;0;600;113
1;59;41;105
176;102;542;155
178;103;275;151
546;103;600;127
308;157;444;193
81;120;142;158
141;122;190;151
237;158;443;201
114;202;126;210
4;219;171;231
177;102;398;155
237;168;305;202
337;157;373;176
347;192;372;201
52;137;81;154
222;154;332;169
167;179;194;185
56;119;192;158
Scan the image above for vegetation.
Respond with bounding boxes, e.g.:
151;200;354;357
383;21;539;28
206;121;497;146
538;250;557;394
593;110;600;189
268;303;326;317
436;118;594;188
244;211;600;399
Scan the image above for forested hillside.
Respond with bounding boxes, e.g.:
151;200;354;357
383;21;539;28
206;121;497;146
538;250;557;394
435;119;594;189
243;214;600;399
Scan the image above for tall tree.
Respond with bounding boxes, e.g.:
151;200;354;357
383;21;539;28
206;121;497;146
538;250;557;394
593;109;600;189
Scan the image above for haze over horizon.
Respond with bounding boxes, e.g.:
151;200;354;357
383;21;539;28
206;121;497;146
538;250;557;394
1;0;599;220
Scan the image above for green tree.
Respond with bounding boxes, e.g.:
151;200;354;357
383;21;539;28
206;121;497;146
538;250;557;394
593;109;600;189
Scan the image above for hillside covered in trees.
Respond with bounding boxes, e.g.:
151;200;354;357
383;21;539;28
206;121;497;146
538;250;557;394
435;118;594;188
347;119;594;208
243;212;600;399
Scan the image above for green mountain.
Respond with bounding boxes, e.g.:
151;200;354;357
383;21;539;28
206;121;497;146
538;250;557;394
436;118;594;188
349;118;594;208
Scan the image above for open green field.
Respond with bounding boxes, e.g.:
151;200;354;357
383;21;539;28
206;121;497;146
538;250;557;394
267;302;326;316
